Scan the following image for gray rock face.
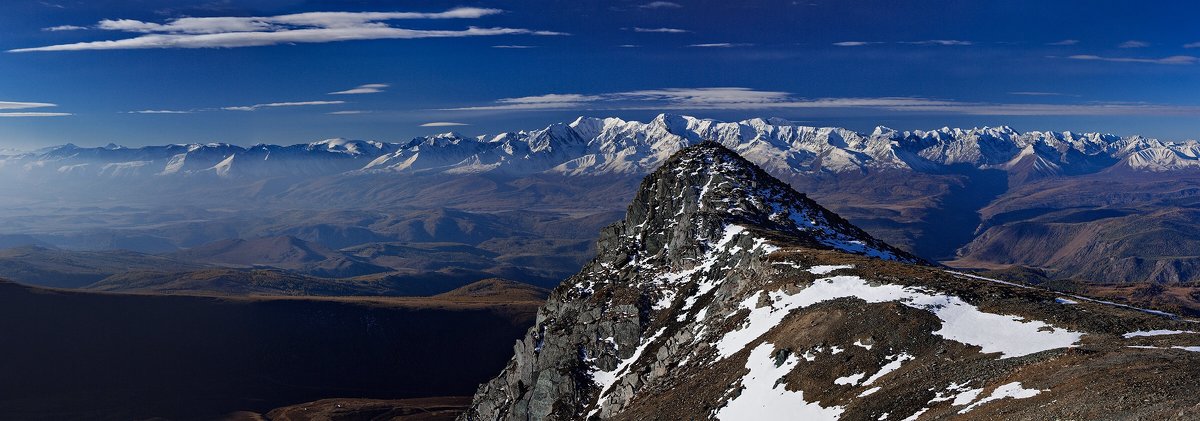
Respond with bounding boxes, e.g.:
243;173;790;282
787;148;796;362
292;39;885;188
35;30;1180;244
461;143;917;420
462;142;1200;421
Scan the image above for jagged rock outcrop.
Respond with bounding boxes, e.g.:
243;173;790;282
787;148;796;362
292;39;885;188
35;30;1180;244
463;143;1200;420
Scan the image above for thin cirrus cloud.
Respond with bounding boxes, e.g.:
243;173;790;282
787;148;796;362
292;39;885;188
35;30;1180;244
1186;42;1200;48
11;7;567;52
223;100;346;111
1047;39;1079;46
0;112;73;117
420;122;470;127
329;83;389;95
630;27;689;33
832;41;880;47
1117;40;1150;48
43;25;87;31
443;87;1200;116
901;40;973;46
1067;54;1198;65
639;1;683;9
1009;92;1070;96
128;109;193;114
328;110;369;115
492;45;536;48
833;40;971;47
0;101;71;117
688;43;753;48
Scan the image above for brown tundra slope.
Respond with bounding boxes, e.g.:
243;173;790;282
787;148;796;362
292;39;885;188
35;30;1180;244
463;143;1200;421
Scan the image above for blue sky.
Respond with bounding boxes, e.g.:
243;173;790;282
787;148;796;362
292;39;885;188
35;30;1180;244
1;0;1199;149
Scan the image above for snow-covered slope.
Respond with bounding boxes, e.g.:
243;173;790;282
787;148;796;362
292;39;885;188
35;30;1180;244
3;114;1198;180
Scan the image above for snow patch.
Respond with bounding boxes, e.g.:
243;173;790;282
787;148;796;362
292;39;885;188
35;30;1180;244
835;372;866;385
951;387;984;406
809;264;854;275
862;353;913;386
716;343;844;421
1123;329;1195;338
716;275;1083;359
958;382;1043;413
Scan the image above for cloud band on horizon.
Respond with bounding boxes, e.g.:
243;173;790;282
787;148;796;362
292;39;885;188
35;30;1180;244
443;87;1200;116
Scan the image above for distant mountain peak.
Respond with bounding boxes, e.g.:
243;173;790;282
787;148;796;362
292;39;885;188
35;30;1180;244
8;115;1200;181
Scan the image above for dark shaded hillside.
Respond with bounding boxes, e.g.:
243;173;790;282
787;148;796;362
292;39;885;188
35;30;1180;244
0;246;205;288
0;280;538;421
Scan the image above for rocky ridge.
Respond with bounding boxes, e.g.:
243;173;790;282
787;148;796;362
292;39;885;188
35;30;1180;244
462;143;1200;420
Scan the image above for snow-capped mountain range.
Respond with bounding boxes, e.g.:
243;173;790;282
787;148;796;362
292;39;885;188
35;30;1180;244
4;114;1200;180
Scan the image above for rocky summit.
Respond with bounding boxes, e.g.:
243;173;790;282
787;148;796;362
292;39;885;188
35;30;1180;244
462;142;1200;420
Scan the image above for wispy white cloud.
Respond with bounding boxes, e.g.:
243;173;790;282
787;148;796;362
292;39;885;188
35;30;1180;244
896;102;1200;116
835;40;970;47
128;109;192;114
0;112;72;117
832;41;880;47
1118;40;1150;48
329;83;388;95
0;101;71;117
688;43;753;48
448;88;850;111
618;87;792;105
630;27;689;33
499;93;604;104
1009;91;1069;96
639;1;683;9
444;87;1200;116
901;40;973;46
618;44;640;48
1068;54;1197;65
328;110;369;115
43;25;87;31
453;93;603;111
492;45;535;48
98;8;503;34
13;8;567;52
1047;39;1079;46
1186;41;1200;49
420;122;469;127
0;101;56;110
223;100;345;111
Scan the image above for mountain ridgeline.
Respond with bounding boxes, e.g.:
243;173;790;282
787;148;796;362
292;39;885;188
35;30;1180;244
462;143;1200;420
5;114;1200;179
5;114;1200;290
